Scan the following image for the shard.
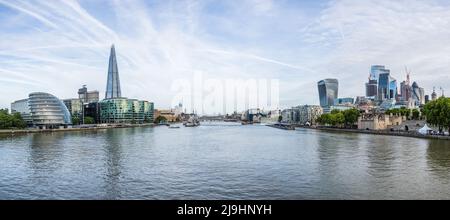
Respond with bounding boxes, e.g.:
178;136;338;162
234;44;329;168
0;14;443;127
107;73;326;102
105;44;122;99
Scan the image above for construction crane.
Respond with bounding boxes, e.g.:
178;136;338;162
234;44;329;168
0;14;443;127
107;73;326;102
404;66;411;85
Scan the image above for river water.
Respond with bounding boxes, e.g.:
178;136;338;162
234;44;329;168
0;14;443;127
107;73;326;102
0;122;449;200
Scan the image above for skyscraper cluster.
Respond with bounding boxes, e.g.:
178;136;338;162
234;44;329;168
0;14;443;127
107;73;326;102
363;65;427;109
319;65;436;112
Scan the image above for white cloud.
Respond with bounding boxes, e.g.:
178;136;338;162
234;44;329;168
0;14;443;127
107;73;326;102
0;0;449;113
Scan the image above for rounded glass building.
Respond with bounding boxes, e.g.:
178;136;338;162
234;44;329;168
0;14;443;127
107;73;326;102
29;92;72;129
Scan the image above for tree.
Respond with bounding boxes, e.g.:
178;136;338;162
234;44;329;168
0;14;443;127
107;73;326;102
278;115;283;123
84;116;95;124
331;109;341;114
343;108;360;128
411;109;420;120
0;109;26;129
12;113;26;129
71;116;80;125
423;97;450;135
333;112;345;127
317;113;330;126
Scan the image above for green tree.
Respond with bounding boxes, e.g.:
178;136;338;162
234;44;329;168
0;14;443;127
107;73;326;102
317;113;331;126
423;97;450;135
333;112;345;127
0;109;26;129
343;108;360;128
278;115;283;123
411;109;420;120
84;116;95;124
12;113;26;129
71;116;80;125
331;109;341;114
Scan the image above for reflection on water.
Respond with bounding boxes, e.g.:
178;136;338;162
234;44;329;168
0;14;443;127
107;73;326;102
427;140;450;180
0;125;449;199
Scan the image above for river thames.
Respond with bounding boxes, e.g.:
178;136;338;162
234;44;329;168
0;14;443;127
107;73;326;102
1;123;449;200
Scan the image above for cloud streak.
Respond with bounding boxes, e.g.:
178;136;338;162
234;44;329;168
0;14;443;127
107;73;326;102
0;0;449;112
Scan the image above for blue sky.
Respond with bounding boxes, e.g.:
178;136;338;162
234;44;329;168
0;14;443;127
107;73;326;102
0;0;449;112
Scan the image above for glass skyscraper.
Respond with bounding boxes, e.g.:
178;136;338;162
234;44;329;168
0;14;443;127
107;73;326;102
370;65;386;80
318;79;339;108
99;44;154;124
412;82;425;106
105;45;121;99
377;69;397;101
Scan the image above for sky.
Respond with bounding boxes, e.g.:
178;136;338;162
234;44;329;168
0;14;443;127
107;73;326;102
0;0;449;113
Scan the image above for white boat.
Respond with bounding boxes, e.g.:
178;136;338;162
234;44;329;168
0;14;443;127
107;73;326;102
184;115;200;127
169;124;180;129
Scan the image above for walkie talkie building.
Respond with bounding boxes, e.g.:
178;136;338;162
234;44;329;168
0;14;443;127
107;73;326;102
317;79;339;109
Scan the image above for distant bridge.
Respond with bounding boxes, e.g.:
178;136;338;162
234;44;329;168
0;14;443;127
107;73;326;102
199;116;226;121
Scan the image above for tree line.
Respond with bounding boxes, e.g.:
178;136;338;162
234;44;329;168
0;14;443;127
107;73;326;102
316;108;360;128
0;109;27;129
385;107;421;120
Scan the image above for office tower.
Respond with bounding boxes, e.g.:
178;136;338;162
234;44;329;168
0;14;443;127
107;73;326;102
366;79;378;98
425;95;430;104
368;65;391;99
389;78;398;100
318;79;339;109
378;72;390;101
11;99;32;125
370;65;386;80
99;99;154;124
63;99;83;117
400;81;412;102
377;68;397;101
412;82;425;106
78;85;99;103
105;45;121;99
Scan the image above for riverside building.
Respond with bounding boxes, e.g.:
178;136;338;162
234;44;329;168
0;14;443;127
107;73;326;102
10;99;33;125
99;45;154;124
11;92;72;129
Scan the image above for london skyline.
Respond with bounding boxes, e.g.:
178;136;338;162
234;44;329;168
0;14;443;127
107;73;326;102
1;0;449;112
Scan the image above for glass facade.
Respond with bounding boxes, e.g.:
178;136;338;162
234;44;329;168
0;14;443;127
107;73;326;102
412;82;425;106
378;73;390;100
99;98;154;124
365;79;378;97
335;97;354;105
318;79;339;108
389;79;398;100
105;45;122;99
370;65;387;80
11;99;33;125
28;92;72;128
63;99;83;117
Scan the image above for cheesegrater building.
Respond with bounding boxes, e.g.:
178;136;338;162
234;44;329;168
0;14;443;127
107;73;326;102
99;45;154;124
